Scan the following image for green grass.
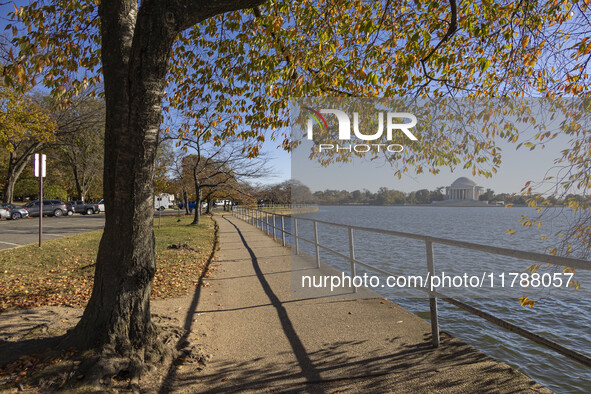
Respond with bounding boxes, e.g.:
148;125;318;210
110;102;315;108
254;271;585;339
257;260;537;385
0;215;216;312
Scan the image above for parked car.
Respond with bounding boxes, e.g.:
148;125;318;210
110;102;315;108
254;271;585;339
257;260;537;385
24;200;68;217
0;203;29;220
178;201;197;211
68;201;101;215
98;199;105;212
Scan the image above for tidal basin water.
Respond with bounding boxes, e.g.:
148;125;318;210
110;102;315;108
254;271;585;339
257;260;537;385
281;205;591;393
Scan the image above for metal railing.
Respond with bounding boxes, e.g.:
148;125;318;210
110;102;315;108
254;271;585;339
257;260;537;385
232;206;591;368
244;203;317;210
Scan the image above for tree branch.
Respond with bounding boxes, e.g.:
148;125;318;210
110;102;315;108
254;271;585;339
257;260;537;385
174;0;266;30
420;0;458;64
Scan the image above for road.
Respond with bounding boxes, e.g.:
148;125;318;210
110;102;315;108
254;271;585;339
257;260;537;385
0;214;106;250
0;209;193;250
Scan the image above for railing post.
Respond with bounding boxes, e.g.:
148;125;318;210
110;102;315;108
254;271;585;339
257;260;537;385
314;220;320;268
348;227;357;293
272;214;276;240
266;212;269;235
294;217;299;255
425;239;440;348
281;216;286;246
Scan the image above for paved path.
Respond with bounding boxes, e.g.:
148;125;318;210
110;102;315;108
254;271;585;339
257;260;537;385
153;213;551;393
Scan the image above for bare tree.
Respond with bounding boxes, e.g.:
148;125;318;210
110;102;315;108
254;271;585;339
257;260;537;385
51;93;105;201
177;134;269;224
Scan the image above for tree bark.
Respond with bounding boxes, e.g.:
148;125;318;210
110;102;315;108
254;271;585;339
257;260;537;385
192;180;202;225
183;188;189;215
72;161;84;201
2;143;41;203
73;0;164;354
71;0;265;361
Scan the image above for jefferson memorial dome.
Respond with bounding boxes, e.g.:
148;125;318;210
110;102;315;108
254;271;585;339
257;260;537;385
445;177;484;201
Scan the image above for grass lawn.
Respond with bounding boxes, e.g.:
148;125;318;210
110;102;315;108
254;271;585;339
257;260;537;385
0;215;216;312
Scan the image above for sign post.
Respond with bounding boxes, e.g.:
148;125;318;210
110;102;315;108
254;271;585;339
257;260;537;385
34;154;46;247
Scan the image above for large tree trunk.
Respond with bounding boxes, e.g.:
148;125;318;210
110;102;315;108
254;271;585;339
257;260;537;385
72;0;172;355
71;0;265;366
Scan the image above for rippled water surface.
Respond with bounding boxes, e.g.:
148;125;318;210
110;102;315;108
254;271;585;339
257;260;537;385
278;206;591;393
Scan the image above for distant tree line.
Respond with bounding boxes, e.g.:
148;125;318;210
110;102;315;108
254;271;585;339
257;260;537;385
252;181;590;207
311;187;444;205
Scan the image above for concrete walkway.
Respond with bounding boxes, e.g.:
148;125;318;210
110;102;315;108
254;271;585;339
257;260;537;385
155;213;551;393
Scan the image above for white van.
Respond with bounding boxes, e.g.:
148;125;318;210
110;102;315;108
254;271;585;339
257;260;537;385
155;193;175;210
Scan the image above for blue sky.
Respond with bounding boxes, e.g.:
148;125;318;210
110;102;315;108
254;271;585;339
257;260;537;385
0;2;18;27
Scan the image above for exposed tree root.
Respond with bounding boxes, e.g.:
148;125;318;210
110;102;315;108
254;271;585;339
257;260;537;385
70;319;208;391
0;317;208;392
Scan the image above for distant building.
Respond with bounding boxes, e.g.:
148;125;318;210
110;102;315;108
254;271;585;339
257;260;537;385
432;177;488;206
445;177;484;201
